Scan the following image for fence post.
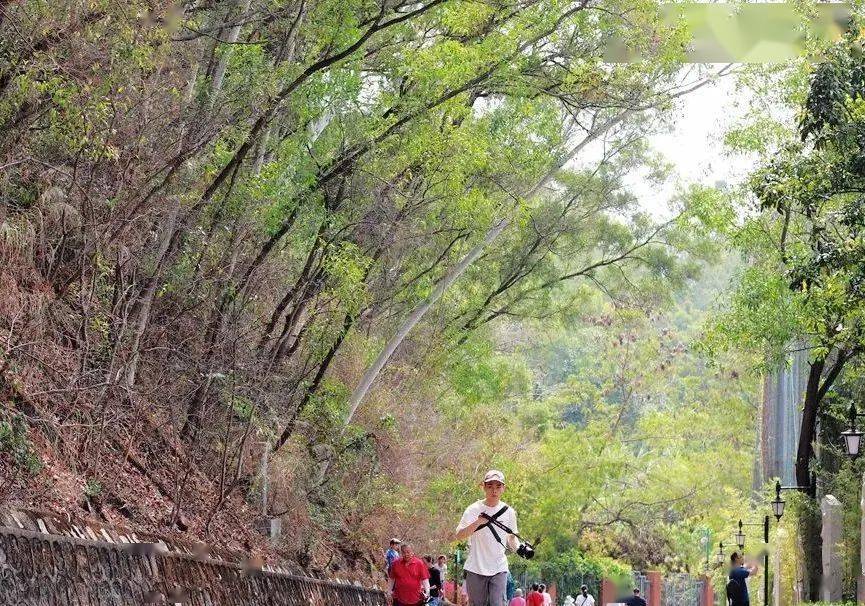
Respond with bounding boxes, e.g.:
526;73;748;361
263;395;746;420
601;578;616;606
700;575;714;606
646;571;662;606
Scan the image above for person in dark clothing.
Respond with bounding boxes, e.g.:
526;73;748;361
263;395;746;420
424;555;442;606
624;588;647;606
727;552;757;606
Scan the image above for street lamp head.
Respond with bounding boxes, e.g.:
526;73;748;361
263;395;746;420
735;520;745;549
772;480;785;520
716;541;725;564
843;403;863;458
842;427;863;458
771;497;785;521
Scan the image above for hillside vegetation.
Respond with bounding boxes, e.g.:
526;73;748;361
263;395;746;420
0;0;753;578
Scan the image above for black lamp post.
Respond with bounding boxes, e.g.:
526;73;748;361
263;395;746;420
716;541;725;565
841;403;865;458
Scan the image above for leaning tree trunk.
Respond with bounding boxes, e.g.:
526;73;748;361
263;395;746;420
307;69;735;490
340;106;637;428
797;359;823;601
795;349;849;601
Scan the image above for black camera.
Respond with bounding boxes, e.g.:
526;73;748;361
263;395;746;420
516;543;535;560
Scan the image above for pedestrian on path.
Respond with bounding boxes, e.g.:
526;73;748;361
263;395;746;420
437;554;448;580
509;588;526;606
454;469;520;606
388;542;430;606
575;585;595;606
424;554;443;606
539;584;551;606
624;588;646;606
386;539;401;574
527;584;544;606
726;552;757;606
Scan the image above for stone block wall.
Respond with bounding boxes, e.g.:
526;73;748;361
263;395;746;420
0;524;385;605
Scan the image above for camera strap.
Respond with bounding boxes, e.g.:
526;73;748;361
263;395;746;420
478;509;537;553
476;505;509;547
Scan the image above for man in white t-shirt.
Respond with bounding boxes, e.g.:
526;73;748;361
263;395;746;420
454;469;519;606
575;585;595;606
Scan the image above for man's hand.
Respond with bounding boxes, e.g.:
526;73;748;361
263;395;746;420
454;515;489;541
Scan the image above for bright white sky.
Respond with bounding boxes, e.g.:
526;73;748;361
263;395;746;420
625;66;758;218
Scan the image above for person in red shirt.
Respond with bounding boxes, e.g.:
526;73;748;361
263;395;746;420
388;542;431;606
527;584;544;606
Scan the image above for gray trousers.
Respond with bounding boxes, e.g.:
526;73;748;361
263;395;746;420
465;571;508;606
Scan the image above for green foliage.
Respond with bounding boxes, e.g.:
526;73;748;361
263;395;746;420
0;412;42;475
84;478;103;498
706;34;865;601
230;395;256;422
301;377;351;433
0;0;750;573
421;261;755;573
511;548;632;584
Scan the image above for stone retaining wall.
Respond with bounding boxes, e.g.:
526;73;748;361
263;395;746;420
0;524;385;605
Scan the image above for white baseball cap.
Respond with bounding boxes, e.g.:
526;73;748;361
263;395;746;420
483;469;505;483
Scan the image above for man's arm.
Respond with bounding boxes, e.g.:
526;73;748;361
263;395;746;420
422;579;431;596
506;510;520;551
454;514;486;541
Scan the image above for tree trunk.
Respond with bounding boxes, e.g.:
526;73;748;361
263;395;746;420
795;349;849;601
798;498;822;602
796;359;823;490
208;0;252;106
272;312;355;452
124;203;180;387
345;215;511;424
797;358;822;601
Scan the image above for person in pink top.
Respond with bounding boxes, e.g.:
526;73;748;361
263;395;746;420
510;588;526;606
